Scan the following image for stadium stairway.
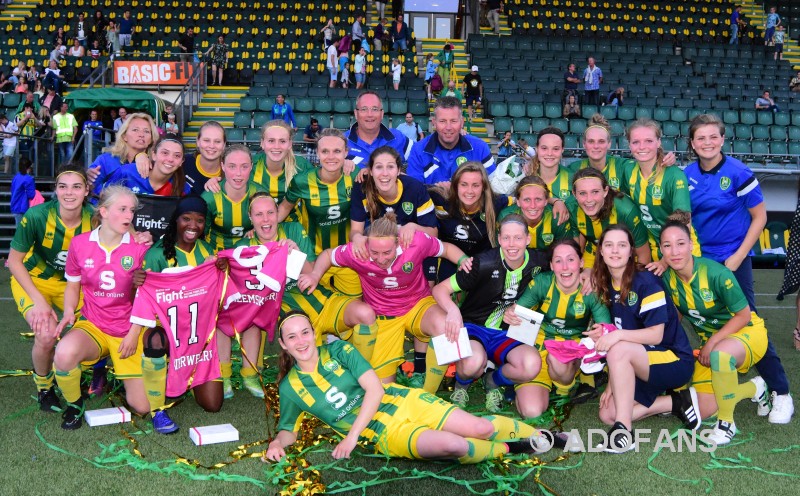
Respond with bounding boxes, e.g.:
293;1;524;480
365;0;393;24
478;9;512;36
740;0;800;69
0;0;38;23
182;85;249;151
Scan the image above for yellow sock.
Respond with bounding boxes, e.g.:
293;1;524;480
350;323;378;361
422;342;447;393
579;373;595;388
240;365;257;378
220;361;232;380
33;370;55;392
554;378;576;396
484;414;536;441
457;438;508;464
710;350;755;423
141;356;167;413
55;367;82;403
257;330;267;368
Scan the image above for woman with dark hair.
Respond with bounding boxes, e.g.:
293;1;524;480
589;224;697;453
499;175;574;251
264;312;556;463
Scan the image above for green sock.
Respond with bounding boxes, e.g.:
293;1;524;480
457;438;508;464
422;342;447;394
55;367;82;403
484;414;536;441
710;350;755;423
351;323;378;362
141;356;167;414
33;370;55;392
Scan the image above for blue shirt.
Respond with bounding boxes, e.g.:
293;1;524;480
583;66;602;91
344;122;412;169
731;11;740;26
271;103;296;127
425;61;438;80
766;13;780;29
100;162;191;196
684;154;764;262
90;152;129;196
406;132;495;185
119;17;134;35
83;119;104;141
10;172;35;214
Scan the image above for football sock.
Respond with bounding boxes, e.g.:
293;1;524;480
33;370;55;392
351;323;378;362
220;361;232;380
458;439;508;464
554;378;576;396
55;367;82;403
579;372;595;388
422;342;446;393
710;350;754;423
141;356;167;414
484;414;536;441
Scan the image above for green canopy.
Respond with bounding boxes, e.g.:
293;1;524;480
64;88;166;124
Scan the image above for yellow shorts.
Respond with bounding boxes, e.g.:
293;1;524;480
691;313;768;395
73;319;144;379
372;296;437;379
322;266;363;297
10;276;84;319
313;293;354;345
372;385;457;459
516;333;579;391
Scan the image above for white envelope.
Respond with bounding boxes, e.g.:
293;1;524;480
432;327;473;365
286;249;307;280
506;306;544;347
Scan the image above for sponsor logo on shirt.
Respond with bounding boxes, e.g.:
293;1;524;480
402;261;414;273
120;256;134;271
609;177;620;188
719;177;731;191
491;269;500;278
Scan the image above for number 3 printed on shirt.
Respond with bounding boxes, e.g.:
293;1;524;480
231;245;282;292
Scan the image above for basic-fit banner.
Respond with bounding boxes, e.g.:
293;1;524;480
113;61;196;85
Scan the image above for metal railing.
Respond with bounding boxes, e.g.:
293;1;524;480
0;128;57;177
174;61;207;134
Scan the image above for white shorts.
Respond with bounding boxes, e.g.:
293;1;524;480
3;144;16;157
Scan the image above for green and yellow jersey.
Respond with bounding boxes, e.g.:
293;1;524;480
278;340;415;442
566;194;649;262
285;169;358;254
569;156;634;192
661;256;754;343
498;204;575;250
143;238;215;272
542;166;574;201
201;180;267;251
250;153;311;206
623;164;692;244
515;271;611;348
10;199;94;281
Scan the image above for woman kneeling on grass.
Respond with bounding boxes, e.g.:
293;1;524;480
264;312;564;463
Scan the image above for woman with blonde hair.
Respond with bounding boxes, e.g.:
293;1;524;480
499;175;575;250
88;112;158;195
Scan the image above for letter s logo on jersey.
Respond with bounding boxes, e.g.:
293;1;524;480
325;387;347;409
383;277;398;288
54;250;68;268
99;270;115;290
231;227;245;237
327;205;341;220
454;225;469;240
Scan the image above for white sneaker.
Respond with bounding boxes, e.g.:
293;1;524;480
750;376;770;416
708;419;737;446
768;392;795;424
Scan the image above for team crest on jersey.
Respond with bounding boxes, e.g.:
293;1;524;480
322;359;340;372
573;300;585;314
627;291;638;306
609;177;620;188
719;177;731;191
402;202;414;215
532;266;541;275
456;156;467;166
346;187;352;197
480;212;486;221
120;256;134;271
402;261;414;273
542;233;554;244
652;185;663;200
559;191;570;199
700;288;714;302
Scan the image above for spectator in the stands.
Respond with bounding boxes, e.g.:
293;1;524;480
774;25;785;60
730;5;743;45
391;13;410;52
563;63;580;103
68;39;86;58
49;42;65;65
90;39;102;59
303;118;321;146
463;65;483;121
74;13;88;47
391;57;402;90
442;79;463;101
764;6;780;45
497;131;514;158
352;13;365;53
327;35;339;88
163;113;179;136
396;112;424;142
106;20;121;57
14;78;28;94
0;113;19;174
52;26;66;47
354;47;367;89
423;54;438;100
271;94;296;129
32;81;45;99
90;10;108;46
583;57;602;106
1;73;16;93
178;26;197;63
436;43;455;86
205;35;229;86
52;102;78;163
118;9;135;50
373;17;388;52
790;71;800;92
563;94;581;119
755;90;779;112
114;107;128;135
605;86;624;116
15;103;39;160
43;60;65;94
83;109;105;156
40;86;62;115
486;0;503;35
321;19;336;49
10;158;35;224
337;34;352;74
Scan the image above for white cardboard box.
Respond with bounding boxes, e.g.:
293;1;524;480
506;306;544;347
286;249;307;280
432;327;473;365
190;423;240;446
85;406;131;427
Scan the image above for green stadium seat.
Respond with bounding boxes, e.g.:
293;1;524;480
569;119;587;135
740;110;756;125
408;100;428;116
333;114;351;129
609;120;625;136
494;116;512;133
1;93;21;108
550;119;568;133
670;108;688;122
508;103;526;118
233;111;252;128
617;106;635;121
226;128;245;142
490;102;508;118
564;134;579;150
532;118;549;132
295;98;314;113
792;113;800;127
774;112;791;126
764;221;789;263
661;137;675;152
676;137;689;153
752;228;778;265
389;100;407;115
662;121;680;137
635;107;653;120
240;96;257;112
512;117;531;133
653;107;670;122
734;124;751;140
751;140;769;157
752;125;770;140
314;98;333;113
253;112;270;128
757;112;774;126
545;104;562;119
789;142;800;156
789;126;800;141
600;106;617;120
526;103;544;118
771;126;788;141
245;128;262;143
722;110;740;124
295;113;312;130
770;141;788;157
581;105;598;119
257;98;274;112
733;140;752;156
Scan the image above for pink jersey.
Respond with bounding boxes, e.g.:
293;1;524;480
65;229;149;337
130;263;238;397
216;243;288;340
330;230;444;317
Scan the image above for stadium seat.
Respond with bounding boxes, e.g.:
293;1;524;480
617;106;635;121
226;128;245;142
764;221;789;263
734;124;751;140
489;102;508;118
670;108;687;122
508;103;526;118
295;98;314;113
600;106;617;120
334;99;353;114
526;103;544;118
545;104;562;119
314;98;333;113
239;96;257;112
757;112;774;126
751;140;769;157
662;121;680;138
532;118;549;132
733;140;752;156
722;110;740;124
788;126;800;141
332;114;351;129
494;116;512;133
774;112;791;127
550;119;568;133
740;110;756;125
752;125;770;141
653;107;670;122
569;119;587;135
245;128;262;143
295;113;312;130
581;105;598;119
512;117;531;133
635;107;653;120
771;126;788;141
233;111;252;128
770;141;788;157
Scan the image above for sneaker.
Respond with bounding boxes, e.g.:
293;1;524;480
222;378;234;399
708;419;737;446
485;387;504;413
407;372;425;389
450;388;469;408
89;367;108;396
152;410;179;435
528;431;555;454
601;421;636;454
61;398;84;430
571;382;598;405
768;392;795;424
547;431;583;453
673;387;701;431
38;387;62;412
750;376;770;416
242;375;265;398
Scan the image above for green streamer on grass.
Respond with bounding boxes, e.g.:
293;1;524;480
646;428;714;494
